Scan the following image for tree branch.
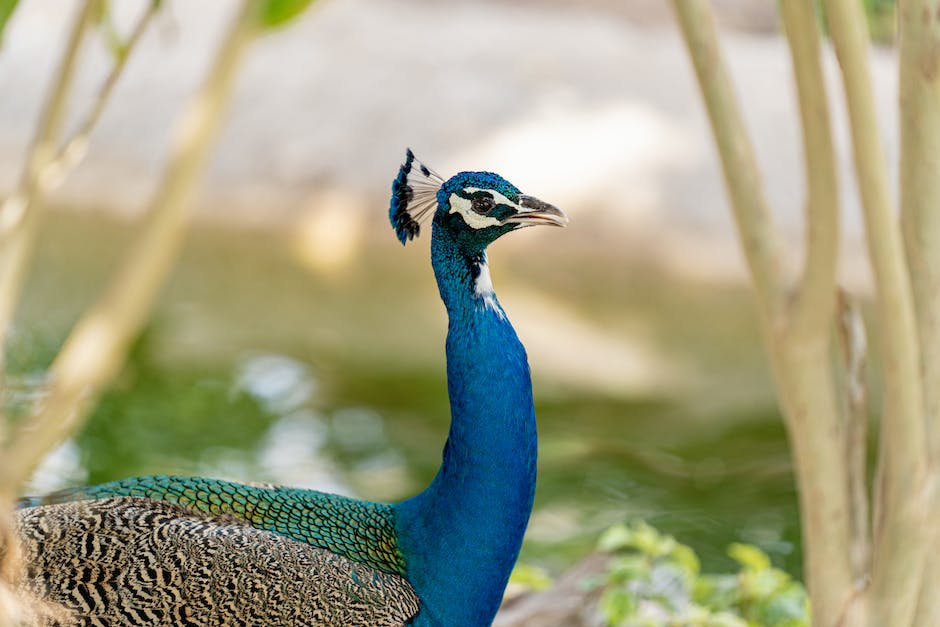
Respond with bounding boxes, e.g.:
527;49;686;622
671;3;856;624
669;0;783;322
771;348;856;627
893;0;940;623
818;0;931;623
899;0;940;465
0;0;260;491
779;0;840;341
0;5;98;611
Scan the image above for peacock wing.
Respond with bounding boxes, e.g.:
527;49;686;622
15;497;419;626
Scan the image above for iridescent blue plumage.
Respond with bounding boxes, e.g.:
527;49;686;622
16;149;567;627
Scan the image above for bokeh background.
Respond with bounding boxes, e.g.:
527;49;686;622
0;0;898;579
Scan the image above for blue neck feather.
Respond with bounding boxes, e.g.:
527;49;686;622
393;228;538;626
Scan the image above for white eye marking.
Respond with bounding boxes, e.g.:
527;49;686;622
447;187;518;230
449;194;501;229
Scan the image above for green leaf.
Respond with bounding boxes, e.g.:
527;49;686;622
598;523;634;553
606;555;650;585
748;568;788;598
727;543;771;572
258;0;316;29
631;521;667;556
0;0;20;46
599;587;636;625
693;574;740;611
671;543;701;578
95;2;127;61
749;586;809;626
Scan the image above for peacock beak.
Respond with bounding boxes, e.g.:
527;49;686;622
502;195;569;228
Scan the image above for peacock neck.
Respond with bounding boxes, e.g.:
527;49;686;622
394;231;538;626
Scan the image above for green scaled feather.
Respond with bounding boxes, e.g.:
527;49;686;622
24;475;407;576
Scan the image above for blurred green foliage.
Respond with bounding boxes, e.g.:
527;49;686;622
508;563;554;592
817;0;897;42
593;521;809;627
82;330;274;482
0;0;18;45
258;0;316;29
862;0;896;42
94;1;140;61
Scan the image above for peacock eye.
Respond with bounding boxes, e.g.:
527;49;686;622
471;195;495;215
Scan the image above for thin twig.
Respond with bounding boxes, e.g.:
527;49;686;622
46;0;161;191
0;0;99;375
0;0;260;492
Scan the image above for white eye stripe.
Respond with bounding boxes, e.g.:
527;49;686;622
448;188;519;230
448;194;503;229
464;187;516;208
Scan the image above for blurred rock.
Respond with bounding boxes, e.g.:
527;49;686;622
495;553;610;627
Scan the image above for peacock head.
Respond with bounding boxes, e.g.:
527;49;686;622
389;149;567;253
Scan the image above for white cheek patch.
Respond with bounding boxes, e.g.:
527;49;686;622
448;195;502;229
448;187;519;230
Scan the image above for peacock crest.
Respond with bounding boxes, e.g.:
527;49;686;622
390;148;444;244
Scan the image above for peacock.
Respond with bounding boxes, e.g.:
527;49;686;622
12;149;567;626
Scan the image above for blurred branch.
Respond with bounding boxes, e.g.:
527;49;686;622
778;0;839;340
671;2;857;625
0;0;99;377
900;0;940;467
49;0;161;189
776;5;858;626
0;0;261;491
0;2;91;609
769;344;854;627
669;0;783;322
0;0;157;390
915;501;940;624
824;0;931;622
896;0;940;623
